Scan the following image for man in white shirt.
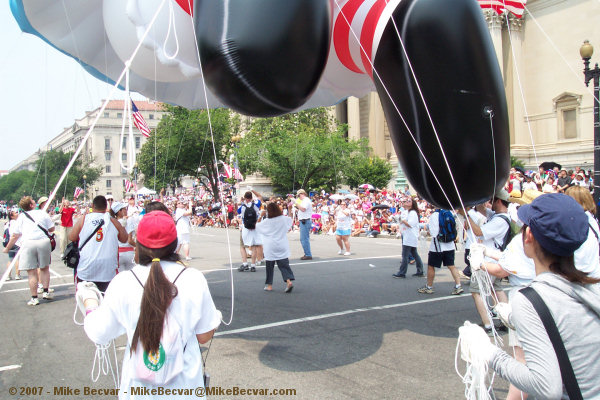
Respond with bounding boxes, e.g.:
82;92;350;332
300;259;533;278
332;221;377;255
69;196;128;292
417;209;463;295
237;190;263;271
466;189;511;333
295;189;313;260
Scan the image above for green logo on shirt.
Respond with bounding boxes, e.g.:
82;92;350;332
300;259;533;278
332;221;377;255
143;343;165;371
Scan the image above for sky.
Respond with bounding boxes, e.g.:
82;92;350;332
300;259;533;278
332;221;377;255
0;2;144;171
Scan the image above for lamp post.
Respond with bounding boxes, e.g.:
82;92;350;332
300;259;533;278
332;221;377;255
580;40;600;218
83;174;87;204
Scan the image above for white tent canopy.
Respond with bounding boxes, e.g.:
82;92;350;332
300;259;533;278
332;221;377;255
136;187;156;195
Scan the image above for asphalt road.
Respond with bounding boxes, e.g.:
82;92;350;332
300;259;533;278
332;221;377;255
0;225;510;399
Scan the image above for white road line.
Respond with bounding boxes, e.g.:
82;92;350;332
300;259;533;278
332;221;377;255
1;282;73;294
202;254;402;273
0;364;21;372
215;294;465;336
49;268;61;278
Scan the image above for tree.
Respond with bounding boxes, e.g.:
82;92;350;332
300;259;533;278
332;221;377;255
236;108;392;193
137;105;240;198
0;149;101;204
510;155;525;169
345;152;394;190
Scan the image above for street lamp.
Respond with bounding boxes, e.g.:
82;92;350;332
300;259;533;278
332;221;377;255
83;174;87;204
580;40;600;218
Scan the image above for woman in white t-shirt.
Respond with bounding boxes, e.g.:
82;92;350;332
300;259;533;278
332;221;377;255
393;198;424;278
110;202;136;272
4;210;22;280
255;202;295;293
3;196;55;306
80;211;221;399
334;201;352;256
174;200;193;261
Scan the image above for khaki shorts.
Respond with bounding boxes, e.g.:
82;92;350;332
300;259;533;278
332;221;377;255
20;238;52;270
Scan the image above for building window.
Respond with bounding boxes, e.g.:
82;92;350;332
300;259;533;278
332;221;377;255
122;153;127;161
553;92;581;140
562;109;577;139
105;165;111;173
149;114;154;120
122;137;127;149
106;179;112;188
105;152;111;161
135;136;141;149
103;112;109;118
117;112;122;118
104;138;110;150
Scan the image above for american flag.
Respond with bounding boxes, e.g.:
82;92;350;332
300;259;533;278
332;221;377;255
223;162;243;180
73;187;83;199
125;179;136;193
131;100;151;137
478;0;526;18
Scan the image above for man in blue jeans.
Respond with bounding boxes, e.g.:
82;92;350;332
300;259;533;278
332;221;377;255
295;189;313;260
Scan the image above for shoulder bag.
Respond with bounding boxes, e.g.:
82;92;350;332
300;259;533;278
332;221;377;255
62;217;105;269
23;211;56;252
520;286;583;400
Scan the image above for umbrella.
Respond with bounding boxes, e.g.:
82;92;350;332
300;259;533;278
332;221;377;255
539;161;561;171
344;194;358;200
514;166;525;175
330;194;344;201
337;189;350;194
371;204;390;210
311;213;321;219
360;184;374;190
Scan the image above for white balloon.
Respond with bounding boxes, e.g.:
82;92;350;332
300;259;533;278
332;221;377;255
103;0;201;83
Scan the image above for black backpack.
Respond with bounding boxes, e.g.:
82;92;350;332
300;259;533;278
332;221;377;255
3;225;9;247
243;202;258;229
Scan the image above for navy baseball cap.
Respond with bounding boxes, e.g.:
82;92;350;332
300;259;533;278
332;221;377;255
517;193;588;256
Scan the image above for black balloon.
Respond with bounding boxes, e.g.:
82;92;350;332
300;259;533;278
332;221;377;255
373;0;509;209
195;0;331;117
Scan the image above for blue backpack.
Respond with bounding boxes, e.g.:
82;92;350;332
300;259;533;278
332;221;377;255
437;209;457;243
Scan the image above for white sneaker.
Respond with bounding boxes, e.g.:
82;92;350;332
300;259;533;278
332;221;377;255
337;249;344;255
185;257;192;261
344;252;351;256
37;283;43;294
27;298;39;306
42;291;53;300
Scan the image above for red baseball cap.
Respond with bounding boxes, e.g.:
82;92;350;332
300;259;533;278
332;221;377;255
136;211;177;248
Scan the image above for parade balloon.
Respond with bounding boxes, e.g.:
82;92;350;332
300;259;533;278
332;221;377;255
10;0;510;208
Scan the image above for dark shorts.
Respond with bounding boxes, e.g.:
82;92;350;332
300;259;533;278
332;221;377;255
428;250;455;268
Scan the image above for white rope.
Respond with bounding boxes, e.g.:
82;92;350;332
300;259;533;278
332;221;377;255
162;1;180;60
186;0;235;326
455;327;494;400
91;341;120;389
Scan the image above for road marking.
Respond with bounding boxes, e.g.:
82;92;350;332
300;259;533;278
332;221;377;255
1;282;73;294
49;268;61;278
216;294;466;336
202;254;402;273
0;364;21;372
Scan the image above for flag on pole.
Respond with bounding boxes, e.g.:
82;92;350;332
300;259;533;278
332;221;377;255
478;0;526;18
131;100;151;137
74;187;83;199
125;179;133;193
232;161;244;180
223;163;244;180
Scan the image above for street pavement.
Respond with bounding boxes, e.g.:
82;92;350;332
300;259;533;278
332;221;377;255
0;225;510;399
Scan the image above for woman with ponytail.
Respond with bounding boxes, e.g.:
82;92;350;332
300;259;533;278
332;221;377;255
81;211;221;398
460;194;600;399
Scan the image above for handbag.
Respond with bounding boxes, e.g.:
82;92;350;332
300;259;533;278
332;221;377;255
520;287;583;400
23;211;57;252
62;218;105;269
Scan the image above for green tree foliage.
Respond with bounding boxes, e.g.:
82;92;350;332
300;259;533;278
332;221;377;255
137;105;239;198
510;155;525;169
0;150;101;204
345;150;394;190
236;108;390;194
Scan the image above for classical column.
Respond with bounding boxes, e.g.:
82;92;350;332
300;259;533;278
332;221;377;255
368;93;386;158
483;9;504;77
506;13;526;151
347;96;361;141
